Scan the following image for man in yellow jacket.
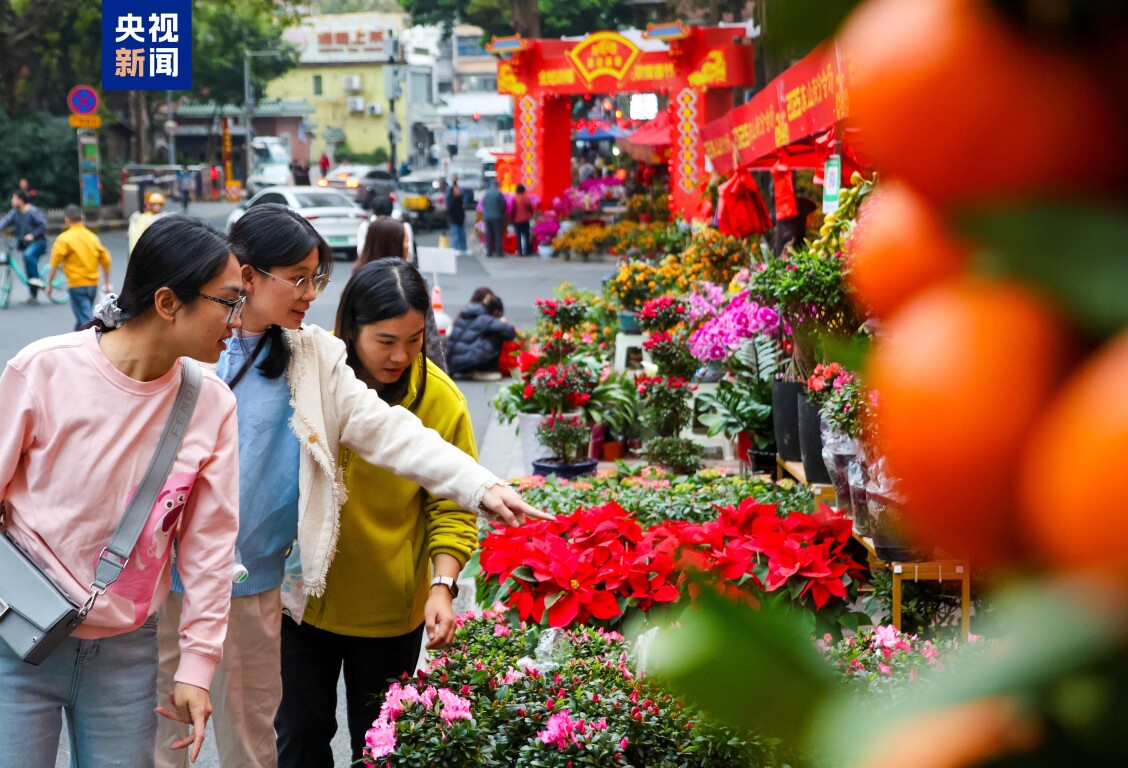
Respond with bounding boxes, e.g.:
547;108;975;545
127;192;167;255
45;205;112;330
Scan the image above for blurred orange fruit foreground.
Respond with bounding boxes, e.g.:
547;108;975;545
1020;328;1128;573
868;277;1076;564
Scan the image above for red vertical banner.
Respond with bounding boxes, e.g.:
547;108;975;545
669;90;702;219
772;165;797;220
515;94;541;196
540;96;572;211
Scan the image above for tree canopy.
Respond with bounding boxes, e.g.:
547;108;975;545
398;0;635;40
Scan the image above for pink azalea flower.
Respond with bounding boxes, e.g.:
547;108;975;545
365;717;396;758
494;624;512;637
877;662;892;676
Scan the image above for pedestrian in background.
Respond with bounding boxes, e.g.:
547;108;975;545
177;168;192;213
0;216;243;766
318;152;331;178
447;292;516;381
153;203;544;768
128;192;167;255
45;204;113;330
0;190;49;303
275;258;479;766
511;184;535;256
481;181;507;258
447;178;466;253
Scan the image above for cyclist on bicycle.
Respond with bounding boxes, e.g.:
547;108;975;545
0;190;49;304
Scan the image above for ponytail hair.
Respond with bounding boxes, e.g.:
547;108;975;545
226;204;334;381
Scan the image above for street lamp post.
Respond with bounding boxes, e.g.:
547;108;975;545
244;49;282;192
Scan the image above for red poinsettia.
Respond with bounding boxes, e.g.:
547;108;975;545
478;498;867;633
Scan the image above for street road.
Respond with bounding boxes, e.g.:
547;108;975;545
2;199;610;767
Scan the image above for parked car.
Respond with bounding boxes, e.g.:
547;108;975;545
317;164;386;195
395;171;448;229
226;186;370;258
353;167;398;205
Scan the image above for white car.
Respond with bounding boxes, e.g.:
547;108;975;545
226;186;370;257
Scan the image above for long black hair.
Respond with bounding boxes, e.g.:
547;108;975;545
226;204;334;382
91;215;231;331
335;258;430;409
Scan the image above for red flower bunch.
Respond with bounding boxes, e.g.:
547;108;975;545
636;296;687;332
806;362;854;404
522;363;597;414
535;297;587;331
478;499;867;634
641;331;699;378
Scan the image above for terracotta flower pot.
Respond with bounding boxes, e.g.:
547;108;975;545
601;440;625;461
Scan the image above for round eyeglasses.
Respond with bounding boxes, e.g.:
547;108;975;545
255;267;330;298
198;292;247;326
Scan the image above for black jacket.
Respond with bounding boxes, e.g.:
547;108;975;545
447;188;465;225
447;303;517;374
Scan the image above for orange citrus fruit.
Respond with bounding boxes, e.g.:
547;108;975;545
1019;330;1128;573
868;277;1075;563
846;182;969;320
841;0;1126;207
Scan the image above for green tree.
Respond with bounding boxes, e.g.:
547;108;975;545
190;0;299;107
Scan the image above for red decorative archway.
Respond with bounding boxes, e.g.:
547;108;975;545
490;24;756;218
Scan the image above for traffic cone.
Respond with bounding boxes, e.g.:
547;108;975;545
432;286;452;335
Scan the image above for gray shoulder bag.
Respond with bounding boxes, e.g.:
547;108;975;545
0;359;202;665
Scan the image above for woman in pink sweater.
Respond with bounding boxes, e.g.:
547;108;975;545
0;216;243;767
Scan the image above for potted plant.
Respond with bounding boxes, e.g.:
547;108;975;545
532;414;599;478
607;260;662;332
642;331;699;379
642;435;705;475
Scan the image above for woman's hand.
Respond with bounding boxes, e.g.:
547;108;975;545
424;588;457;650
479;484;552;526
155;682;213;763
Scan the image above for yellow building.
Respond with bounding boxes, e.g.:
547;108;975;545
270;12;408;161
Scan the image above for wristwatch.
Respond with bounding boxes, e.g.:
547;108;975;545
430;576;459;599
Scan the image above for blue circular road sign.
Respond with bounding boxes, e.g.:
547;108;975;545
68;85;100;116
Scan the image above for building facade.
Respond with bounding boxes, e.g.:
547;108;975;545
270;11;409;162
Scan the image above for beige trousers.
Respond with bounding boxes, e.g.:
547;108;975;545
155;589;283;768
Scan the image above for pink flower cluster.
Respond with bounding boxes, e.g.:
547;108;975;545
686;282;728;322
362;682;474;763
537;708;610;750
688;291;782;362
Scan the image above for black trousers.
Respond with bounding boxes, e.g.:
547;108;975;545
484;218;505;256
514;221;531;255
276;615;426;767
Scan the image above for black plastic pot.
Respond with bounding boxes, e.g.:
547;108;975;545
771;380;803;462
797;393;832;484
531;457;600;479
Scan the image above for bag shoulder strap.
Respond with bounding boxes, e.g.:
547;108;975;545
91;359;202;593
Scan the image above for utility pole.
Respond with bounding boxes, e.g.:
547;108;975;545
243;49;282;191
385;54;403;174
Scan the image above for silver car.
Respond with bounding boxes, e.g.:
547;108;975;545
226;186;370;257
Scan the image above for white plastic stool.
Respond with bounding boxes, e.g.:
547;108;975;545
613;332;648;372
680;382;735;459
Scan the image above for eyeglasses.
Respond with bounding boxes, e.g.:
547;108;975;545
255;267;330;297
198;292;246;326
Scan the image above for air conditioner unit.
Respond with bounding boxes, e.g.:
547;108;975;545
346;96;366;113
343;74;362;92
367;103;384;116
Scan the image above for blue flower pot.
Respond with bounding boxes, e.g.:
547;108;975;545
617;310;641;333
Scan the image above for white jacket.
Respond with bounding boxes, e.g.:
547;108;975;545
280;324;498;621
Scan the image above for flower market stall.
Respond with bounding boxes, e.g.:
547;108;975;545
490;25;756;220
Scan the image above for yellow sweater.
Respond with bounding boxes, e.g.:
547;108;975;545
50;223;111;287
303;357;479;637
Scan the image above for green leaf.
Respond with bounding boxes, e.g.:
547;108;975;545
649;584;836;743
960;203;1128;337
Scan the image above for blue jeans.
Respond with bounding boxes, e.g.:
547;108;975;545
22;240;45;297
68;285;98;331
448;222;466;252
0;615;160;768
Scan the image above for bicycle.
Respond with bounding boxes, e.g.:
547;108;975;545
0;239;68;309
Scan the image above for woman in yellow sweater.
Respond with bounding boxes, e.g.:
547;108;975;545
274;258;479;766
